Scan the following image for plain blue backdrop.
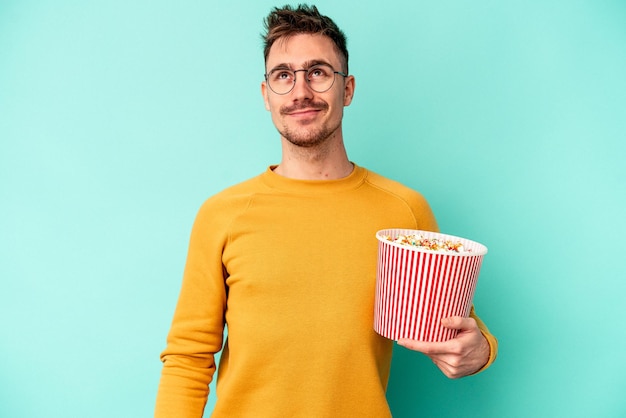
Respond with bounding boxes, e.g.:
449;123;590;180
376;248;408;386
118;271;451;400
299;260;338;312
1;1;625;417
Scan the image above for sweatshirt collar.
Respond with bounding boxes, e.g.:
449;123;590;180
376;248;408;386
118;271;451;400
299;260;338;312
260;163;367;194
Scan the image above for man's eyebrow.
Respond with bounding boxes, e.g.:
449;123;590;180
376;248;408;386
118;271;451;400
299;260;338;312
301;59;333;69
268;63;292;73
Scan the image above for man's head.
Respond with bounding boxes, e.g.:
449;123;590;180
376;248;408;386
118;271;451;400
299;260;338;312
260;5;355;150
262;4;349;74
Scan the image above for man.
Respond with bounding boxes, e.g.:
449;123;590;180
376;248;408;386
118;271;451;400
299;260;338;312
155;4;497;417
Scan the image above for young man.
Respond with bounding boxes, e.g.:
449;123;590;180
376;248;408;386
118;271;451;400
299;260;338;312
155;5;497;417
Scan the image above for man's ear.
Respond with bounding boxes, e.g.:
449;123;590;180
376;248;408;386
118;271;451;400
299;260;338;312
343;75;355;107
261;81;270;111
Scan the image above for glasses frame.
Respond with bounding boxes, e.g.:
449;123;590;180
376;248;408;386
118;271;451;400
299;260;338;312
264;64;348;95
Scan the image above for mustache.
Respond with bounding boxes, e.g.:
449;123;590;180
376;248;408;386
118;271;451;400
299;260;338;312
280;100;328;115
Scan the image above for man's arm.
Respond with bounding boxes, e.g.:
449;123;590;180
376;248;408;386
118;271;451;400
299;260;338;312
155;200;229;417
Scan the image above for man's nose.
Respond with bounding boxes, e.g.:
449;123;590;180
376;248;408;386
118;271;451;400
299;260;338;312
291;70;314;99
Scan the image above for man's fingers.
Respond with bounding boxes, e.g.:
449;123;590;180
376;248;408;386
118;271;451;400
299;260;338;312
441;316;477;331
397;338;448;354
397;317;479;353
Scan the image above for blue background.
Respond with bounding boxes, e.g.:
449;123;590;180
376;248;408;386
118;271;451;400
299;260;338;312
1;1;625;417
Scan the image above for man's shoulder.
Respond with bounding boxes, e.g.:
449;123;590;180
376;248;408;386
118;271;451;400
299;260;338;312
361;166;438;231
201;173;266;208
185;172;268;231
362;167;429;203
215;174;265;196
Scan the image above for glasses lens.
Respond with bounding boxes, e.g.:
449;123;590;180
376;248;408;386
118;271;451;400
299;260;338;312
306;65;335;93
268;69;295;95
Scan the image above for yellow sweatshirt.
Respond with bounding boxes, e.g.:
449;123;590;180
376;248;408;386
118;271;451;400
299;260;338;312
156;165;497;417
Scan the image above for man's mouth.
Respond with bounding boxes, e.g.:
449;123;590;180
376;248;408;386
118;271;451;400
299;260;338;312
281;102;328;117
287;109;320;117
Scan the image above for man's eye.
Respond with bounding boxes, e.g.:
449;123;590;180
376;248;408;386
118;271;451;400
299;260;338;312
274;71;292;81
309;68;327;78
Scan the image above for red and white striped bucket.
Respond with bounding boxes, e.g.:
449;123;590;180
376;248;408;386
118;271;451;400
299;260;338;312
374;229;488;342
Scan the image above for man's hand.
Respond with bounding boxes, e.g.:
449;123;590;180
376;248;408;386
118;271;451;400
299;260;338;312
397;316;490;379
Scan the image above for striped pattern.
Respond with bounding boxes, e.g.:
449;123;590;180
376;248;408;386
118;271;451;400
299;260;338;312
374;229;487;342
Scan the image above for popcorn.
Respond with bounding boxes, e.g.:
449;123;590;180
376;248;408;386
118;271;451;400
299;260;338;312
382;233;471;253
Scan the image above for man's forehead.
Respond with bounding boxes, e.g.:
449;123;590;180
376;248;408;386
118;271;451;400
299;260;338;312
265;34;342;69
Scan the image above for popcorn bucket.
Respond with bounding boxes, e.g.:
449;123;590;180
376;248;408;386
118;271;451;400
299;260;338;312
374;229;488;342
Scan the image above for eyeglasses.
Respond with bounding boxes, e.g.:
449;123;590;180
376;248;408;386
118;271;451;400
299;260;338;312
264;64;348;95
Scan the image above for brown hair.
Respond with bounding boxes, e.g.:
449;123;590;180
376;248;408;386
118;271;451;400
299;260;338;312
262;4;349;73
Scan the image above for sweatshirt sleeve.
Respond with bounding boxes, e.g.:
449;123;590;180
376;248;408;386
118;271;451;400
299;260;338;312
155;200;229;418
469;305;498;373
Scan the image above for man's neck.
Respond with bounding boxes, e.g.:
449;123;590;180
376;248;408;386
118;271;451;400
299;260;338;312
274;137;353;180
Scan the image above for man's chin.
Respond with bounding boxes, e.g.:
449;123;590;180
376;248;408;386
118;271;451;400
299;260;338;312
280;129;329;148
284;137;325;148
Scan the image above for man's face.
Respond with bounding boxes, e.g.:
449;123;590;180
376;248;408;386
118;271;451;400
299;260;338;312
261;33;355;148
